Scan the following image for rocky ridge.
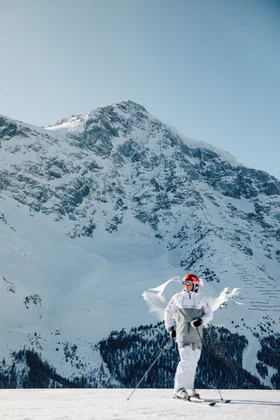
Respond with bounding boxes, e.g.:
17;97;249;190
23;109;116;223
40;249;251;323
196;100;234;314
0;100;279;388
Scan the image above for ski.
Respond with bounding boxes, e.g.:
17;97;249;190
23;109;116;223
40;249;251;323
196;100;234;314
173;396;216;406
189;397;216;406
194;397;231;404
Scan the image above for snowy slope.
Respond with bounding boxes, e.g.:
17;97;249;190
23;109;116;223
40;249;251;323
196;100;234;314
0;389;279;420
0;101;280;387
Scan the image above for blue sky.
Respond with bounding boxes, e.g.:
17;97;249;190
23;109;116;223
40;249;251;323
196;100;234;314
1;0;280;179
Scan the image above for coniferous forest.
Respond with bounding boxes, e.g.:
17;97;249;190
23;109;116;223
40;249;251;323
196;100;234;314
0;323;279;389
97;322;275;389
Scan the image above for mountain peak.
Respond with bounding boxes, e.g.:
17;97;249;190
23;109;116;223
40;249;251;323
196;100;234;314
45;100;148;136
109;100;148;113
1;99;280;389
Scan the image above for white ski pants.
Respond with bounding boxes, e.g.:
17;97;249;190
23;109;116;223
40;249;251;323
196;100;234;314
174;346;201;392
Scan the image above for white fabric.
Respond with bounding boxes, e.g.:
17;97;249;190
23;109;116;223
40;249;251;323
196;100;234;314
142;277;240;322
174;346;201;392
164;290;213;331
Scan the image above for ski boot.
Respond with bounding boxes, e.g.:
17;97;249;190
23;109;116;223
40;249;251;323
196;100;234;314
174;388;189;400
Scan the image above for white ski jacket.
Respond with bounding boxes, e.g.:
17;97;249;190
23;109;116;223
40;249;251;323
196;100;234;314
164;290;213;349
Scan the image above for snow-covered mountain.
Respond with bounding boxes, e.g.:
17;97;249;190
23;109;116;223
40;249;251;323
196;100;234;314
0;101;279;388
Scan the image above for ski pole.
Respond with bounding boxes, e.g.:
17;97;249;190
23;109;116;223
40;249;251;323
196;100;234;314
196;327;225;403
127;337;172;401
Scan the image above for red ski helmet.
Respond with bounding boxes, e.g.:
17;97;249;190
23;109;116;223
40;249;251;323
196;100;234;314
183;273;200;291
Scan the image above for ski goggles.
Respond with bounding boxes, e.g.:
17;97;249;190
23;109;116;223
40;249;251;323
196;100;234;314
183;280;193;284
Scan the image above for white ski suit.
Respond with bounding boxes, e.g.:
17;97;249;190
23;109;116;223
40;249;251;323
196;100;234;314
164;290;213;393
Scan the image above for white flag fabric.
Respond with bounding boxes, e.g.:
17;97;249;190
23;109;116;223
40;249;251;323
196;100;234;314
142;276;240;321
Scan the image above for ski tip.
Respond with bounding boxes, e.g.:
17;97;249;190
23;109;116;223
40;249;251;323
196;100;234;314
224;400;231;403
209;402;216;406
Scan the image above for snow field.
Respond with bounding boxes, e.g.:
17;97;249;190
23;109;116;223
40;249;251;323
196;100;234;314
0;389;279;420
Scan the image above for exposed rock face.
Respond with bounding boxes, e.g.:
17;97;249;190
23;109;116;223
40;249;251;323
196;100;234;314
0;100;279;388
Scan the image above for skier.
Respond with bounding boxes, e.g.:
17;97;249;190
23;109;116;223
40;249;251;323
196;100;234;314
164;273;213;400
